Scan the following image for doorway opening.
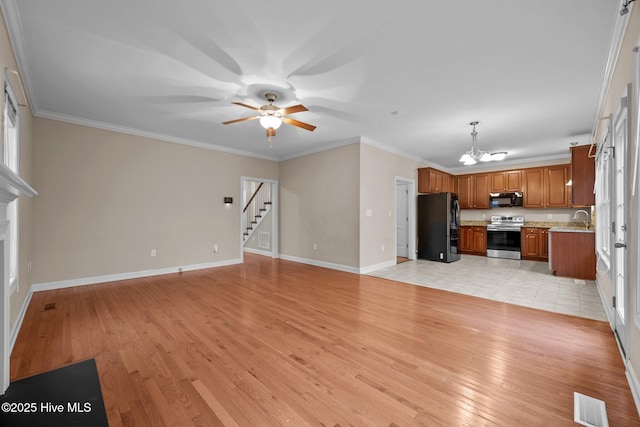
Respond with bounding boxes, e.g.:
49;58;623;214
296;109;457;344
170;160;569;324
395;177;416;263
240;177;279;262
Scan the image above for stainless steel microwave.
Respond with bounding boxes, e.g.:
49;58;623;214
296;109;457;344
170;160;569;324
489;192;523;208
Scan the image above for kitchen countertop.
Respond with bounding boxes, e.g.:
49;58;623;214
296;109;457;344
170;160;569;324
459;221;593;230
548;226;595;233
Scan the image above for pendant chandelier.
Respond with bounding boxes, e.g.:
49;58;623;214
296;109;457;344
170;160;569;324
459;121;507;165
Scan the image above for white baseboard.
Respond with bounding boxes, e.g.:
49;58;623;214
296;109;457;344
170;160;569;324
278;254;398;275
243;247;273;257
627;362;640;417
10;287;33;353
279;254;360;274
595;277;614;328
31;259;242;292
359;259;397;274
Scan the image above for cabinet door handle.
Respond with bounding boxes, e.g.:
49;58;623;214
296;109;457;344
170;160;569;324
614;242;627;248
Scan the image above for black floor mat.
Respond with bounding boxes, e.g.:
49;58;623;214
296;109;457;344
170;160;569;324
0;359;108;427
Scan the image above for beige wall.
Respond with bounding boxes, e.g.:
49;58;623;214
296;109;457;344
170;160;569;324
1;8;35;331
279;143;360;268
359;143;419;268
32;118;278;284
591;6;640;391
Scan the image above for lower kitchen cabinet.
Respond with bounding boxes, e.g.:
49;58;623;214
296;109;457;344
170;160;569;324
460;226;486;255
521;227;549;261
549;231;595;280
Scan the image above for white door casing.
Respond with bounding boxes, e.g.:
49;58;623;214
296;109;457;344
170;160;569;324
395;177;416;261
240;177;278;262
396;182;409;258
612;85;630;355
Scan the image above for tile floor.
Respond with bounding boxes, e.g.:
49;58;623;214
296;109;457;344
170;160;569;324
368;255;608;321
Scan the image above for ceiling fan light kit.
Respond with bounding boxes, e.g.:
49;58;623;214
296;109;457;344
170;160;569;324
459;121;507;165
223;92;316;148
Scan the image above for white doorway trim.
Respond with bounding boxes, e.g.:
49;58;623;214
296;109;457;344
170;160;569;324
611;85;631;356
240;177;279;263
395;176;416;261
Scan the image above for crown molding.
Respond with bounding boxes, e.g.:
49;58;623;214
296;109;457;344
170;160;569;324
35;110;281;162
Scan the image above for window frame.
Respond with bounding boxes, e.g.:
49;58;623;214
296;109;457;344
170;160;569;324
595;129;612;269
3;77;20;293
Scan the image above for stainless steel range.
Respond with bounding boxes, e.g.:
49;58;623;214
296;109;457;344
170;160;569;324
486;215;524;260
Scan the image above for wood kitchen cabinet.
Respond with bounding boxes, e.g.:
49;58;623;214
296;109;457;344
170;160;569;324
459;226;486;255
523;165;571;208
571;144;595;207
448;174;457;194
457;174;490;209
490;170;522;192
418;167;455;193
550;231;595;280
457;175;473;208
459;226;472;252
521;227;549;261
474;174;490;208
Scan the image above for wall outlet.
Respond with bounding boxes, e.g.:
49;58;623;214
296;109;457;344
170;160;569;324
365;209;373;217
213;244;219;253
150;249;157;257
381;245;385;252
27;260;31;272
313;243;317;250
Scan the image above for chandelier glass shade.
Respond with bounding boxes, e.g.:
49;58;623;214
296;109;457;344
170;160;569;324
459;121;507;165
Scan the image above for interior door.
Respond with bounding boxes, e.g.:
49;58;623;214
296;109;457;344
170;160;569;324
612;89;629;355
396;182;409;258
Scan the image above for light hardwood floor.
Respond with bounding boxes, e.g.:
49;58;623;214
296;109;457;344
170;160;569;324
10;253;640;426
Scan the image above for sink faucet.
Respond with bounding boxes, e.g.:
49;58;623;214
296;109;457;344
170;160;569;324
573;210;590;229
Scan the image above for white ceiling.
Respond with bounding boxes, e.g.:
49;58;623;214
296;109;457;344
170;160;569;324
1;0;618;170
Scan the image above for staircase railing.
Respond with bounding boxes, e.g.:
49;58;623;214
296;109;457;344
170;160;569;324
243;182;271;241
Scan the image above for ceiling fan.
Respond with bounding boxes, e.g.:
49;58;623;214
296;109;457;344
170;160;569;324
223;92;316;147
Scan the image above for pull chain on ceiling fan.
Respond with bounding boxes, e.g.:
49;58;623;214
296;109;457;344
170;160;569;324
223;92;316;148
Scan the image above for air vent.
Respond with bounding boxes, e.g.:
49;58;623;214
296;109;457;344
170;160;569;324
574;392;609;427
43;303;56;311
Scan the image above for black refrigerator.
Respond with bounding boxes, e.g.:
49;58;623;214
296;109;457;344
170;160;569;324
417;192;461;262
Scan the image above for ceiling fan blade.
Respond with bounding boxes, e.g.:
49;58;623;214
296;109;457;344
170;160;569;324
280;104;308;115
231;102;259;111
282;117;316;132
222;116;259;125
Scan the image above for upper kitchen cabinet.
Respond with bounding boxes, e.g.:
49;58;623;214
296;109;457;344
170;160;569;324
457;174;490;209
448;174;457;194
490;170;522;192
474;174;490;208
418;167;455;193
570;144;595;207
523;165;571;208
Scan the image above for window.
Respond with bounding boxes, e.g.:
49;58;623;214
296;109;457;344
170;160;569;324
595;131;611;268
3;81;19;290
